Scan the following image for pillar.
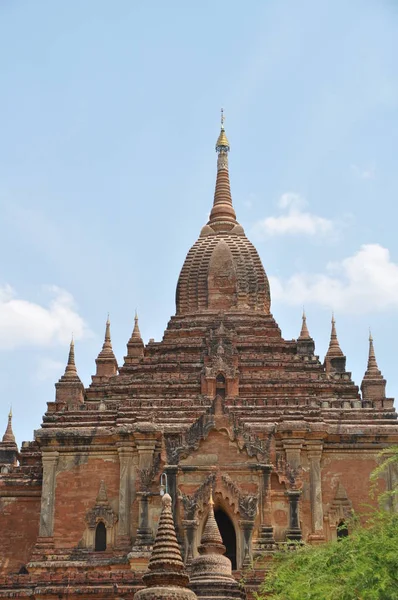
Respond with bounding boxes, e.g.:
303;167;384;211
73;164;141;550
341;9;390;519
240;519;255;568
117;443;134;548
307;443;325;542
255;464;275;550
286;490;302;542
39;451;59;538
181;519;198;565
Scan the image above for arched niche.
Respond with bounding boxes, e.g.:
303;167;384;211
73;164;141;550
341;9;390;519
216;373;226;399
337;520;349;540
95;521;107;552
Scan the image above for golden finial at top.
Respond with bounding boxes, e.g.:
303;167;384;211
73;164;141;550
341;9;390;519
216;108;230;152
209;488;214;506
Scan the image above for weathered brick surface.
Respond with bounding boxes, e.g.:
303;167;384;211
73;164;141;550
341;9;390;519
0;495;40;574
0;123;397;598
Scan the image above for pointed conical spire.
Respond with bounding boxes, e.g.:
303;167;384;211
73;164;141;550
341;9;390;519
55;337;85;404
208;109;237;232
364;331;382;378
361;331;386;400
324;314;346;374
62;337;80;380
97;315;115;358
131;311;143;342
199;490;225;554
326;314;344;358
298;309;311;340
141;493;191;590
124;311;144;365
93;315;118;381
2;408;16;445
189;491;245;600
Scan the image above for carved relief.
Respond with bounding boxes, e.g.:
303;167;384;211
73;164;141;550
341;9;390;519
180;471;259;521
326;482;352;527
137;453;161;492
275;453;303;490
180;473;216;519
221;473;259;520
165;411;215;465
85;481;118;529
82;481;118;550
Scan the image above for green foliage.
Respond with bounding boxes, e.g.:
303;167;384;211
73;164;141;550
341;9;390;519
257;448;398;600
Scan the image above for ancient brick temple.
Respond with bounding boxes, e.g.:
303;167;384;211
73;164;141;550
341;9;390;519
0;116;397;599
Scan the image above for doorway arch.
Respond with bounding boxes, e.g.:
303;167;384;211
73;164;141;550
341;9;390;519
214;508;237;569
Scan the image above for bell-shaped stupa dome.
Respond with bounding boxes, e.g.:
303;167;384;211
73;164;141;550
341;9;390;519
176;111;271;316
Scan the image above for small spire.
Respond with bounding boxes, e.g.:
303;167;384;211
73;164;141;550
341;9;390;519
142;493;190;588
199;493;225;553
2;409;16;445
128;311;143;345
298;308;311;340
64;337;78;377
326;313;344;358
208;109;237;231
97;315;116;359
364;330;382;378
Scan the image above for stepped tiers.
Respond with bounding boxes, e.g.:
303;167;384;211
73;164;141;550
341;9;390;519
0;115;397;600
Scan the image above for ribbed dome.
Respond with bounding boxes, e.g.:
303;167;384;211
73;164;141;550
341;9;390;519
176;226;271;315
176;116;271;316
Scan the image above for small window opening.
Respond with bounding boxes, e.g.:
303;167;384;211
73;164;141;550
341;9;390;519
216;374;226;399
95;521;107;551
337;520;348;540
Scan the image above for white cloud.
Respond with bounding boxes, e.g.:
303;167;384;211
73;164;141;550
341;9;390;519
270;244;398;313
0;284;90;350
254;193;334;237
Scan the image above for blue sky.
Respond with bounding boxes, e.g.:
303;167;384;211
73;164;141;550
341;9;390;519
1;0;397;444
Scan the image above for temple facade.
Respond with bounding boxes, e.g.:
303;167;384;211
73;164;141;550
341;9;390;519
0;116;397;599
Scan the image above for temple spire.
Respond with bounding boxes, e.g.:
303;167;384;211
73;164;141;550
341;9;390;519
123;310;144;366
131;310;142;342
92;315;118;382
361;330;386;400
208;109;237;231
199;490;225;553
189;490;245;600
55;338;85;405
365;331;382;377
133;493;196;600
2;408;16;445
326;314;344;358
298;309;311;340
325;314;346;374
63;337;78;378
97;315;116;359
